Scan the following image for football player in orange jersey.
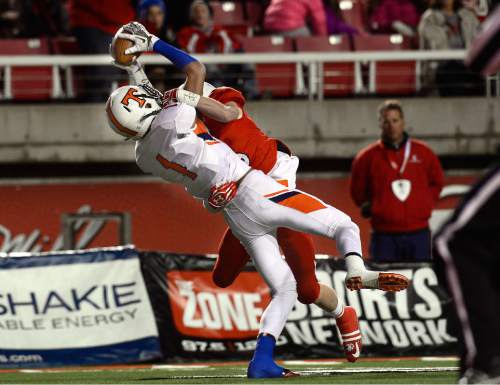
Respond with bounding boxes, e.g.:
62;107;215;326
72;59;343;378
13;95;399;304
113;22;409;377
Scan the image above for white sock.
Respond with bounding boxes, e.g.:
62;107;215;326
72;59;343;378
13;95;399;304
332;300;345;319
345;254;366;274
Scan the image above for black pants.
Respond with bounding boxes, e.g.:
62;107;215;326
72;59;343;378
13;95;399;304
433;164;500;376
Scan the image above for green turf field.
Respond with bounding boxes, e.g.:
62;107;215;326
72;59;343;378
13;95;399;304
0;358;460;384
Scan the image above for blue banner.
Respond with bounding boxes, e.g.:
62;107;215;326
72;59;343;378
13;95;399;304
0;246;162;368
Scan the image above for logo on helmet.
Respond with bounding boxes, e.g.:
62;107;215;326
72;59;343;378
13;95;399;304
121;88;146;108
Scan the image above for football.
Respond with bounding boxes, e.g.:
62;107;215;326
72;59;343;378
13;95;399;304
111;36;138;66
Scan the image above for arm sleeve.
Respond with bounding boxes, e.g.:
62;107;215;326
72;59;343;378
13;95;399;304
350;151;370;207
210;87;246;108
308;0;328;35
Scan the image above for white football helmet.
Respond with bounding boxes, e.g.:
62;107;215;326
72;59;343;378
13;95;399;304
105;85;161;140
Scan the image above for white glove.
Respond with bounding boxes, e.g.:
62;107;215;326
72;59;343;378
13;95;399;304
118;22;159;55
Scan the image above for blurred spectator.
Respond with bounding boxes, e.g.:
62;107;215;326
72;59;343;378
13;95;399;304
0;0;22;37
177;0;241;54
19;0;69;37
367;0;420;37
350;100;444;263
138;0;174;43
263;0;327;36
177;0;256;97
418;0;483;95
323;0;359;36
69;0;136;101
138;0;176;93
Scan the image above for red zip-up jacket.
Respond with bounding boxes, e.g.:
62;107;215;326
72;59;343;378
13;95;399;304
69;1;135;36
350;137;444;233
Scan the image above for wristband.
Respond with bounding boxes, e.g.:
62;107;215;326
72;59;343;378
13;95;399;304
177;89;201;107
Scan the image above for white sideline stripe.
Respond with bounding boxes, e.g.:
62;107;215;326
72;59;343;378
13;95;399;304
282;360;342;366
420;356;459;361
151;364;209;370
155;367;459;379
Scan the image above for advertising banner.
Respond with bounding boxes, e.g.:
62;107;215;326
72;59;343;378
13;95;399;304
141;252;458;360
0;175;478;256
0;247;162;367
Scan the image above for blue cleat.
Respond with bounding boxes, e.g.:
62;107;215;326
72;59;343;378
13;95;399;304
246;334;299;378
247;357;286;378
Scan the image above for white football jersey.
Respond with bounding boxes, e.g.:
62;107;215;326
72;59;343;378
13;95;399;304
135;103;250;200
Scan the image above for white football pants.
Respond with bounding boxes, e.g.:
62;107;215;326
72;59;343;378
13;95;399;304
223;170;362;338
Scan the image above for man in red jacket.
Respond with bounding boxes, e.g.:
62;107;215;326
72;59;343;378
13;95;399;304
350;100;444;262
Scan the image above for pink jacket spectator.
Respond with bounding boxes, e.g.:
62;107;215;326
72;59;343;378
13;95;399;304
369;0;420;33
264;0;327;36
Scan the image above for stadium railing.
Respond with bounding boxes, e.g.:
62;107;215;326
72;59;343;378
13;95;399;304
0;50;498;100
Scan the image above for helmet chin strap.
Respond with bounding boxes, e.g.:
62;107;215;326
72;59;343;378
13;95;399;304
141;109;160;122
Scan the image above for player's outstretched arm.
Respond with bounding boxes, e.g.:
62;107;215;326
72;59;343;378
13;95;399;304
196;98;242;123
119;22;206;95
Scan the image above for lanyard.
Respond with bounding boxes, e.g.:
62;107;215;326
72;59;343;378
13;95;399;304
389;140;411;175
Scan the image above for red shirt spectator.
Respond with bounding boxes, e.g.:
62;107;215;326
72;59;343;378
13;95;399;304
177;24;241;53
351;137;443;232
177;0;241;53
69;0;135;36
264;0;327;36
350;100;443;262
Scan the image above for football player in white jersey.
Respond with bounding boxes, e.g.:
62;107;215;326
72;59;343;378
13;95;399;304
107;22;410;378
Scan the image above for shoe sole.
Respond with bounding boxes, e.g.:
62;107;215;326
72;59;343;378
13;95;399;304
346;273;409;292
283;369;300;377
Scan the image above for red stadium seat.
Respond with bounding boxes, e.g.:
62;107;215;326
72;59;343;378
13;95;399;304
239;36;297;97
210;1;245;25
210;2;253;37
353;34;418;95
339;0;367;33
0;38;54;100
223;24;253;37
295;35;356;96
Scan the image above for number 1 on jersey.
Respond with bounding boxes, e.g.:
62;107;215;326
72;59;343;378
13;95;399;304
156;154;198;180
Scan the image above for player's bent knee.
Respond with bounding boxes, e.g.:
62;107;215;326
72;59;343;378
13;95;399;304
297;282;320;304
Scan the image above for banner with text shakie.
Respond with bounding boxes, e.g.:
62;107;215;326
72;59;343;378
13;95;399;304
0;247;162;368
141;252;458;360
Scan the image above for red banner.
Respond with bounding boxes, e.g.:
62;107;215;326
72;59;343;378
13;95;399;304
167;271;270;339
0;175;478;255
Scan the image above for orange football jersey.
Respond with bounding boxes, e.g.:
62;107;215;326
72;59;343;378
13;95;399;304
202;87;278;174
